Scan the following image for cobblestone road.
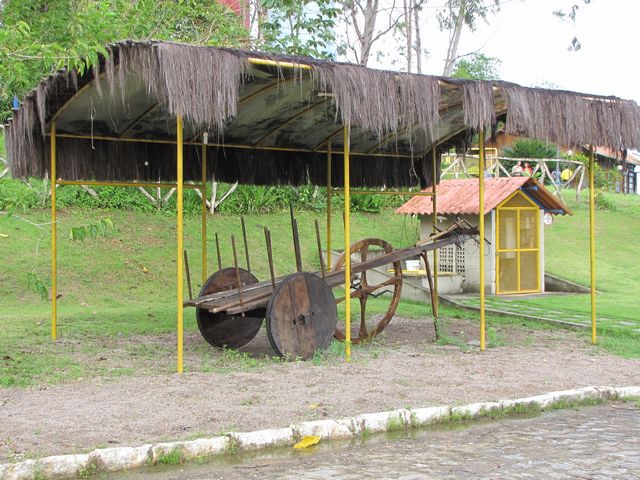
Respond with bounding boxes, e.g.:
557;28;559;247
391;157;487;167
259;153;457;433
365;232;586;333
114;404;640;479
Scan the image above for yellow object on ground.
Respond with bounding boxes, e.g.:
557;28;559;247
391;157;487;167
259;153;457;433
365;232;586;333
294;435;321;449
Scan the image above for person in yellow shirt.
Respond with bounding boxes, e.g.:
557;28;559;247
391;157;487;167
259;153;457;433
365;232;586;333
560;166;573;183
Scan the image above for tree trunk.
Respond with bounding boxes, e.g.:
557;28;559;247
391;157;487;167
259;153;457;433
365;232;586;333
442;0;466;76
414;1;422;73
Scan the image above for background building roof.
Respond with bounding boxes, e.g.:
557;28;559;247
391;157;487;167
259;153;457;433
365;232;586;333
395;177;571;216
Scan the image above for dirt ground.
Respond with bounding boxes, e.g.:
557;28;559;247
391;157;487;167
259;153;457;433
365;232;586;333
1;317;639;463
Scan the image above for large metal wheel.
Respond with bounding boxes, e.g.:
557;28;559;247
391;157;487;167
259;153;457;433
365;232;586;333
196;267;265;349
266;272;338;360
332;238;402;343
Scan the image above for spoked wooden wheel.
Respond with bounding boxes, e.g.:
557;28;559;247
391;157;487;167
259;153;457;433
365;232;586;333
332;238;402;343
196;268;265;349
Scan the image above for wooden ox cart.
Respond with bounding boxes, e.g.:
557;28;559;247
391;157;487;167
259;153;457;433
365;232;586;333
184;220;478;360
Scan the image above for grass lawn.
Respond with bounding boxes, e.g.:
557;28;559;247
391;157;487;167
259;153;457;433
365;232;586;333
455;190;640;357
1;188;639;386
0;206;423;386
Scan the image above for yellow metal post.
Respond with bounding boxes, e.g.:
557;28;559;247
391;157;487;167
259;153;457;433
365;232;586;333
326;140;332;272
431;147;439;319
479;130;486;351
201;133;208;284
343;125;351;362
177;115;184;373
50;120;58;341
589;146;597;344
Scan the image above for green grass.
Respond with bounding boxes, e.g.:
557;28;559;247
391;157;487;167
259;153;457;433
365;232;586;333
1;187;639;387
454;189;640;357
0;206;420;386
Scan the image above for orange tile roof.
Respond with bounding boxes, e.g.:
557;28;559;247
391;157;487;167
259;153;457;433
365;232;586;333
395;177;571;216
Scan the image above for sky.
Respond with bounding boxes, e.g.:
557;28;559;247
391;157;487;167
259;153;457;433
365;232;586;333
366;0;639;103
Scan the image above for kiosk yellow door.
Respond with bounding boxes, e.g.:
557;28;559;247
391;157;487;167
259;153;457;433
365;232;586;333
496;191;540;294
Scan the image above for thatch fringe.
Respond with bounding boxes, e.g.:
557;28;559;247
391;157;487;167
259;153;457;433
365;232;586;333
460;80;495;133
501;83;640;150
6;40;640;186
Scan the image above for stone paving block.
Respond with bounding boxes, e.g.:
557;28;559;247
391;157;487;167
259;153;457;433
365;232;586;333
233;427;294;450
0;459;37;480
150;436;229;462
409;406;451;427
451;402;502;419
354;409;410;433
295;419;355;440
616;386;640;398
39;454;90;478
92;445;152;472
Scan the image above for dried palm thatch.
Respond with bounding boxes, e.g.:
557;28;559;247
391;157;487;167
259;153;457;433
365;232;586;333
6;40;640;187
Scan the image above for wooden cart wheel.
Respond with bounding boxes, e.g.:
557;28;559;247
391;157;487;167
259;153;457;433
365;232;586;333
332;238;403;343
266;272;338;360
196;267;265;349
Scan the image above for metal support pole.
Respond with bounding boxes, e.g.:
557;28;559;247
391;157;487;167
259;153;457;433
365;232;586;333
176;115;184;373
326;140;332;272
431;147;439;319
589;146;597;344
51;120;57;341
479;130;486;351
201;133;208;284
343;125;352;362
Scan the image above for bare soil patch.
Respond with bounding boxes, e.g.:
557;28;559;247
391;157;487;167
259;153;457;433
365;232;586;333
1;316;638;463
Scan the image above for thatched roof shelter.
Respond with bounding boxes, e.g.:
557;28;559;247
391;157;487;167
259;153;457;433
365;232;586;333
7;40;640;188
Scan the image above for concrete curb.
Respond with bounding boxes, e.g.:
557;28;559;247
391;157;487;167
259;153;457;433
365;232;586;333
1;385;638;479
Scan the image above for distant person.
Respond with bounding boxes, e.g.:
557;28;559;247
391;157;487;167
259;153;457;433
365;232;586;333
551;166;561;185
523;162;533;176
561;166;573;184
511;161;524;176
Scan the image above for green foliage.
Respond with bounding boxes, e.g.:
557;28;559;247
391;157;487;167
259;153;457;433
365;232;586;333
69;218;115;241
258;0;339;58
0;177;409;215
0;0;248;121
156;448;185;466
502;139;558;159
452;53;501;80
26;272;48;301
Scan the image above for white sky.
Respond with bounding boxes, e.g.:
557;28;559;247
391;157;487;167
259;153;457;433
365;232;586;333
364;0;639;103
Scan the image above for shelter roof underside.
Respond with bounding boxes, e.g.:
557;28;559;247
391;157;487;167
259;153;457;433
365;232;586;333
53;65;485;157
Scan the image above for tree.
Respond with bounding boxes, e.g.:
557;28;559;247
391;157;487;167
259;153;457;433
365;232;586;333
503;139;558;159
340;0;412;66
452;53;501;80
257;0;339;58
552;0;593;51
0;0;249;121
439;0;501;76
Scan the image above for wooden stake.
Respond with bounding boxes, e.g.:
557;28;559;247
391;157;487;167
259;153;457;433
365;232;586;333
264;226;276;288
231;235;243;304
241;216;251;273
184;250;193;300
215;232;222;271
314;219;326;279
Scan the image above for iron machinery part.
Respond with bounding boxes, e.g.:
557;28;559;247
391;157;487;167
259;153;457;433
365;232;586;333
196;267;265;349
332;238;403;343
266;272;338;360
